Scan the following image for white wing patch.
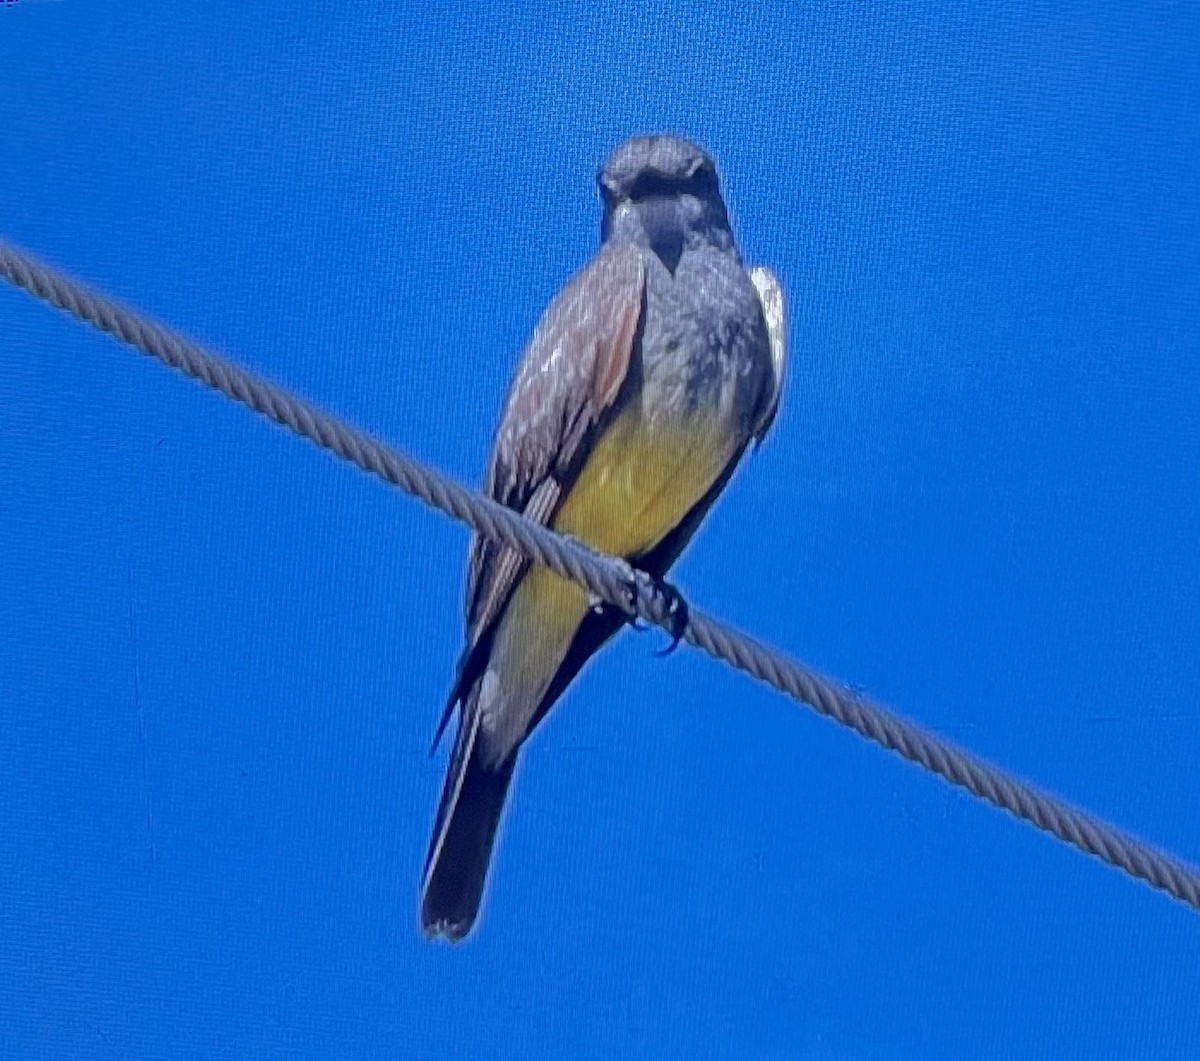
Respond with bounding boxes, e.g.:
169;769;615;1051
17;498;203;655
748;265;787;444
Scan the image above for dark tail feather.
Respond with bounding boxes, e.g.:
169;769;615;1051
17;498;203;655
421;715;517;942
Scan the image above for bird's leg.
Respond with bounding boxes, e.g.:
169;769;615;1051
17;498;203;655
593;557;648;629
586;591;645;625
608;561;690;653
651;579;690;656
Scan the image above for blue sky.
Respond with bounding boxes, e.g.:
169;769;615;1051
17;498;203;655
3;1;1199;1057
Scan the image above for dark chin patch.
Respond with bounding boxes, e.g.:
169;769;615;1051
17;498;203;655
638;195;684;274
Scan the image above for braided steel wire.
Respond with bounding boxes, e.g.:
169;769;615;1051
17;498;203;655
4;238;1197;913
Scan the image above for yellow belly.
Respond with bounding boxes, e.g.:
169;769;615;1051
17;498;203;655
551;401;731;557
486;402;733;722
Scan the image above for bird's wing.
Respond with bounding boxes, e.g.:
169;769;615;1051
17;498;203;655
433;240;645;740
469;240;645;635
748;265;787;444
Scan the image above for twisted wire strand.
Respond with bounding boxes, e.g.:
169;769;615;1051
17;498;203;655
3;238;1197;914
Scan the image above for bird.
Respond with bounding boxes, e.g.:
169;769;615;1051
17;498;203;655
421;134;787;941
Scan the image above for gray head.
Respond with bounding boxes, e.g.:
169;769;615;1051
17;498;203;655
598;135;734;271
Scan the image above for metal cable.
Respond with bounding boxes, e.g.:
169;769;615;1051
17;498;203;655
4;237;1198;914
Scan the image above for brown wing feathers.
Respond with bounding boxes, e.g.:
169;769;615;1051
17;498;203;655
432;243;645;748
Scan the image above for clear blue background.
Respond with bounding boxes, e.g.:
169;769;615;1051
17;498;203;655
3;2;1199;1057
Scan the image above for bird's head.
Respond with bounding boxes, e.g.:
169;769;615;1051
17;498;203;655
598;135;733;271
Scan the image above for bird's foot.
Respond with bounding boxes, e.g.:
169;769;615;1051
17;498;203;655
651;579;690;656
592;558;643;625
610;561;690;654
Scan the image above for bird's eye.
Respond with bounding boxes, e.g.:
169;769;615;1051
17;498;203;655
690;162;717;193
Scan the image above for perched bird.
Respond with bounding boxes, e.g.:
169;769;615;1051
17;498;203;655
421;134;787;941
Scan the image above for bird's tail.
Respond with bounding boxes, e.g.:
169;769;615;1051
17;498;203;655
421;710;517;942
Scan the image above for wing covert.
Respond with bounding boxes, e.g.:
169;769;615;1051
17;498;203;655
464;241;645;650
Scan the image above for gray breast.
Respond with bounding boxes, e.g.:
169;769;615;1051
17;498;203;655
637;245;772;427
